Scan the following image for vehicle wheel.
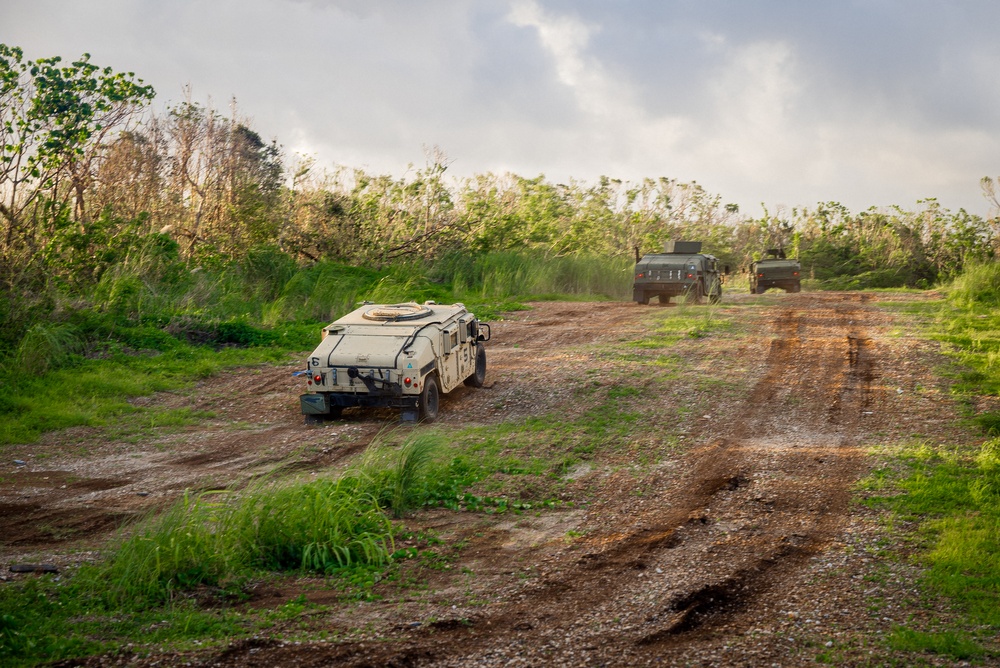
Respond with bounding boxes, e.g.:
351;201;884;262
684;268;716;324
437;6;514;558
420;375;440;422
657;294;670;306
710;290;721;304
792;284;801;293
636;292;649;305
685;284;703;304
464;343;487;387
755;285;767;294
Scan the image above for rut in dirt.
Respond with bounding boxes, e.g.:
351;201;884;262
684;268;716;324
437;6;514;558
629;296;878;646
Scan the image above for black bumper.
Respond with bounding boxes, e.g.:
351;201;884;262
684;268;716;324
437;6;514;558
633;282;694;299
301;392;418;414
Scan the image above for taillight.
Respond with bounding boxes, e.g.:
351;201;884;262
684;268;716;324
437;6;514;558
313;374;322;383
686;273;693;279
793;271;799;276
636;272;644;279
404;377;412;386
757;273;764;277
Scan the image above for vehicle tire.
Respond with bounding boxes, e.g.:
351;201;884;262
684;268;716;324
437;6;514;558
755;285;767;294
792;283;801;293
420;375;440;422
685;284;703;304
464;343;487;388
710;290;721;304
636;292;649;305
657;294;670;305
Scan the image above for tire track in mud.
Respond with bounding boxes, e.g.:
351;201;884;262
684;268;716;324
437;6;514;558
510;297;874;653
628;298;875;648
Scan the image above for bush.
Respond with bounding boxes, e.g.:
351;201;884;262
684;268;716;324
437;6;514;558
948;262;1000;307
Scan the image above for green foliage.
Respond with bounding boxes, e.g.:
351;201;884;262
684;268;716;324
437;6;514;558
0;576;252;666
9;321;81;376
0;44;155;269
933;264;1000;396
434;250;632;301
794;201;994;290
947;262;1000;308
356;433;446;518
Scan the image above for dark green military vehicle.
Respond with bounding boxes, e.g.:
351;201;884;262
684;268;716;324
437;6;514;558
749;249;801;293
632;241;728;305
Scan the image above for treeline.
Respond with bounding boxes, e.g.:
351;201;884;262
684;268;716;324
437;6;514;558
2;46;999;357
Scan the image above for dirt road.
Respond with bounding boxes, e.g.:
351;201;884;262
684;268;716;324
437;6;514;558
0;292;973;666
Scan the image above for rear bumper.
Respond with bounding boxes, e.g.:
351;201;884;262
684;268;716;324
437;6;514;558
633;282;694;299
300;392;418;414
755;278;800;289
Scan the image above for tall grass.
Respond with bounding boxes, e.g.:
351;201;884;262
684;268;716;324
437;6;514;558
355;433;445;517
9;322;81;376
434;251;633;301
946;261;1000;308
78;433;448;609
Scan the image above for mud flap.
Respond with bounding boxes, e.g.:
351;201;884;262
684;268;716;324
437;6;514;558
400;395;421;423
300;393;330;415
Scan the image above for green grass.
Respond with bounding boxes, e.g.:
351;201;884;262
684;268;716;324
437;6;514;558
630;302;735;348
858;277;1000;661
0;345;296;446
887;627;985;660
0;420;611;665
869;440;1000;628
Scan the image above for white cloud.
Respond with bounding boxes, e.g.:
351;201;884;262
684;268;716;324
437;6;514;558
3;0;998;216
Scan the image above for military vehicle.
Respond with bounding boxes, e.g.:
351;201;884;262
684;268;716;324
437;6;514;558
299;302;491;424
632;241;728;305
749;249;801;293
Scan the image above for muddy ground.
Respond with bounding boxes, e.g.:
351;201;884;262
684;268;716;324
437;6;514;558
0;292;986;666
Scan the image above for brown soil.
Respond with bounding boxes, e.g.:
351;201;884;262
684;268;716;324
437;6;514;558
0;292;983;666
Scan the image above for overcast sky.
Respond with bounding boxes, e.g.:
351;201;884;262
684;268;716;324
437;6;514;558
3;0;999;217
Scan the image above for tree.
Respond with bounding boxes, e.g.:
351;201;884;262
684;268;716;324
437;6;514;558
0;45;154;262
